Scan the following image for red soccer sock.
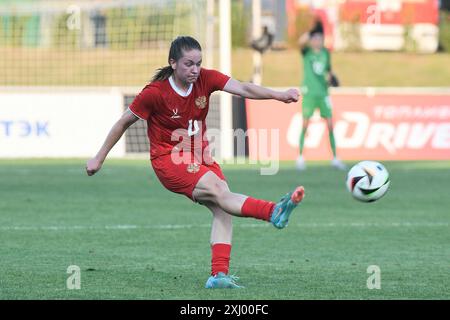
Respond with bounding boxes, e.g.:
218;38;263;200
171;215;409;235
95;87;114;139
241;197;276;222
211;243;231;276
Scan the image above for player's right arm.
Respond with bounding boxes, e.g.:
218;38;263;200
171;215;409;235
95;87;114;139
86;109;139;176
298;32;310;54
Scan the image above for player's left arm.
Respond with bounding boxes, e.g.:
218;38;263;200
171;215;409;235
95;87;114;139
223;78;299;103
326;49;332;80
325;50;338;86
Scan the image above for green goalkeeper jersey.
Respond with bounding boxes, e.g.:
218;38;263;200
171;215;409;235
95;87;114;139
301;46;331;97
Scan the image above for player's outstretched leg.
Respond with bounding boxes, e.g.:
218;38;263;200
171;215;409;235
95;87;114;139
270;186;305;229
194;172;305;228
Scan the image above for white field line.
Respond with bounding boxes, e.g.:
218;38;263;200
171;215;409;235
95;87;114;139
0;222;448;231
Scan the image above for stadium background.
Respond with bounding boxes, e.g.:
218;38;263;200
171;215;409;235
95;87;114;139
0;0;449;300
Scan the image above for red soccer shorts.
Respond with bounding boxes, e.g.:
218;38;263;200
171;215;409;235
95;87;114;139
151;152;226;201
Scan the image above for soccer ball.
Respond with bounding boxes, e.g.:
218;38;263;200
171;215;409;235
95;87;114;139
346;161;390;202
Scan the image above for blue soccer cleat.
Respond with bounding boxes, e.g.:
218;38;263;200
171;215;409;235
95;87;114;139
205;272;244;289
270;186;305;229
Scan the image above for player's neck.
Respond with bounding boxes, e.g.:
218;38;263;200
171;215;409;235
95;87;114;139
171;75;191;93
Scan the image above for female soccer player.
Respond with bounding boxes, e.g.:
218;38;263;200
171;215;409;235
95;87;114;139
86;36;304;289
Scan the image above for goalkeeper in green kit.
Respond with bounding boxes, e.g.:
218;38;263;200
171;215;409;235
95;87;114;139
296;21;346;171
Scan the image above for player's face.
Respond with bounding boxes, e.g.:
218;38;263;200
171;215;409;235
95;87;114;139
171;49;202;84
310;34;324;50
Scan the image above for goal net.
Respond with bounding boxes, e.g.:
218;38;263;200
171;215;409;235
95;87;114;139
0;0;225;156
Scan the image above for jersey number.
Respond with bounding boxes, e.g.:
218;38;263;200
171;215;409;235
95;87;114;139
188;119;200;136
313;61;325;75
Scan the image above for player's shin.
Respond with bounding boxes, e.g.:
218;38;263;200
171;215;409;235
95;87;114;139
299;128;307;155
210;209;233;275
240;197;276;222
329;130;337;157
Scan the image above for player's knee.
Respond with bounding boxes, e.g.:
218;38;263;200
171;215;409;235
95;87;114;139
208;181;228;203
302;120;310;131
211;186;227;201
194;175;229;204
326;120;333;131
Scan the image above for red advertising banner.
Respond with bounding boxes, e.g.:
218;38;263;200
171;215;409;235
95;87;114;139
339;0;439;25
246;91;450;161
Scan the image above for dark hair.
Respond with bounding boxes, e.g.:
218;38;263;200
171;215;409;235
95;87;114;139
151;36;202;82
309;20;324;37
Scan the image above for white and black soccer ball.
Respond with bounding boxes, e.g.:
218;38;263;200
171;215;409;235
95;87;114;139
346;161;390;202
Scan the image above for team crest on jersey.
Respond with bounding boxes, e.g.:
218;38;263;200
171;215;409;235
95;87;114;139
195;96;207;109
187;163;200;173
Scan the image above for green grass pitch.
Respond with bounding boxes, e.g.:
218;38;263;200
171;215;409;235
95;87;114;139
0;159;449;299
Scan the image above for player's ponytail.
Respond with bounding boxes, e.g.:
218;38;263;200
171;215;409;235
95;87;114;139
151;66;173;82
151;36;202;83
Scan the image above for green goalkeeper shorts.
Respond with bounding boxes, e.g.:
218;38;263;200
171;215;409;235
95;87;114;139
301;95;333;119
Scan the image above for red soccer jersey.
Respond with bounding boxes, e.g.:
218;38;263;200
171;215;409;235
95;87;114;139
129;68;230;160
